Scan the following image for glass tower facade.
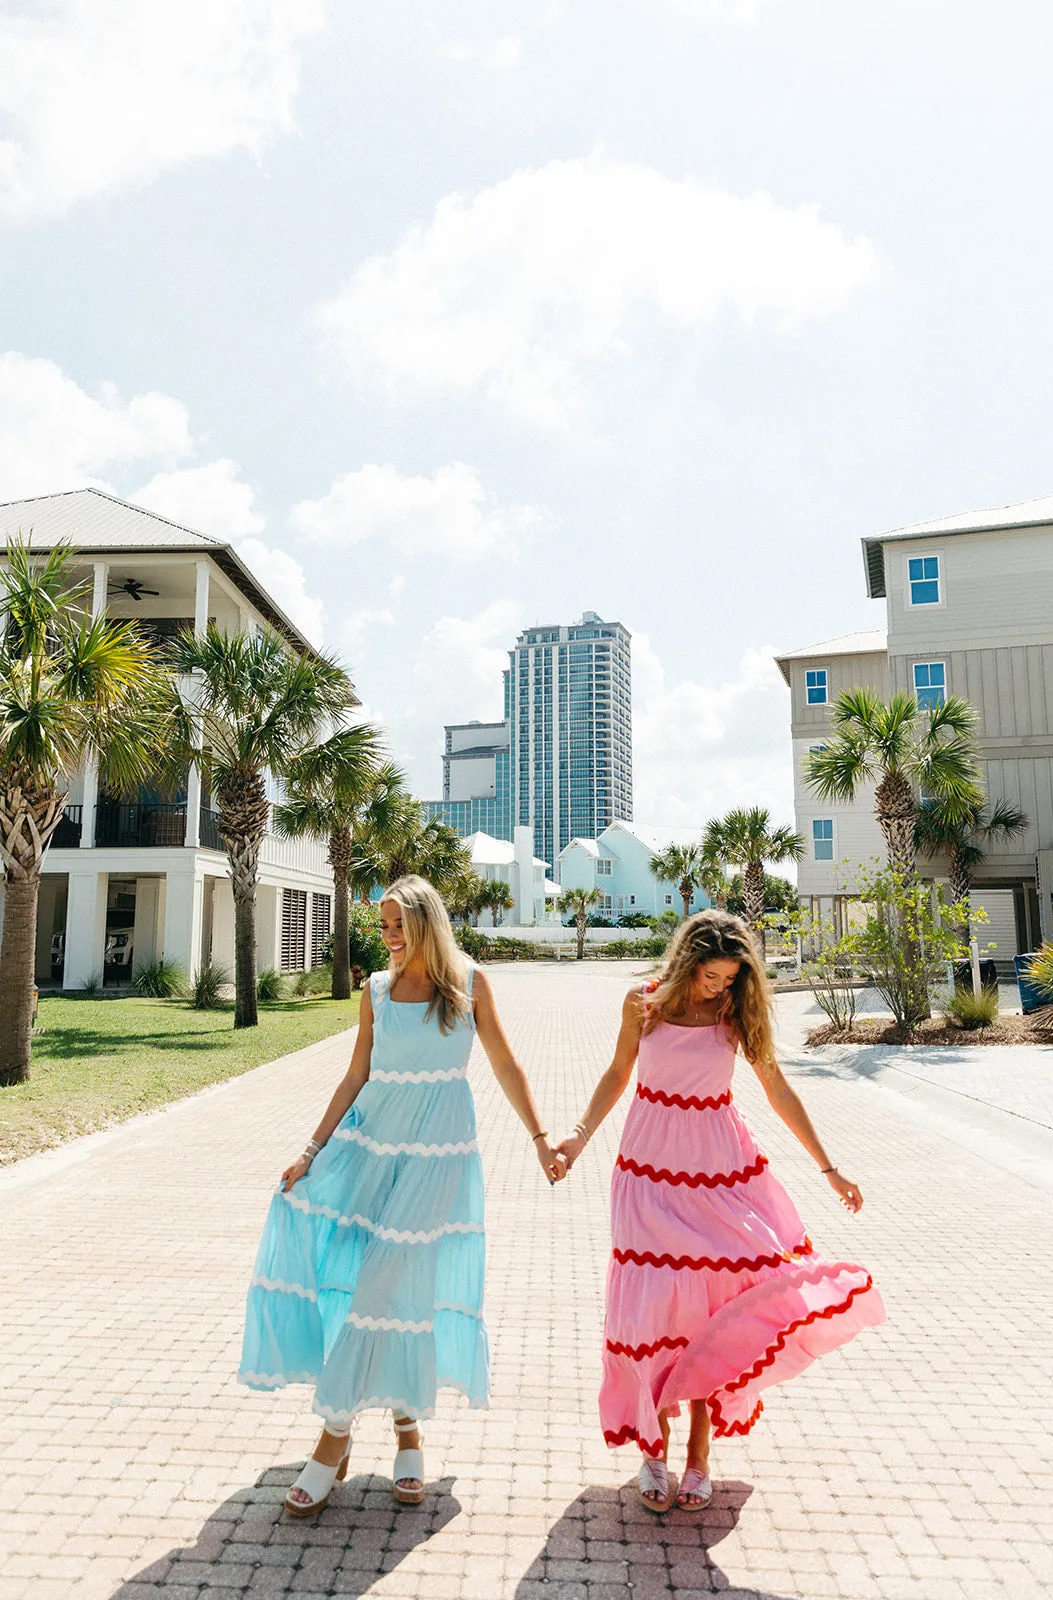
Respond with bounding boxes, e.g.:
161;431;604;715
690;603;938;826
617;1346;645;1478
507;612;632;870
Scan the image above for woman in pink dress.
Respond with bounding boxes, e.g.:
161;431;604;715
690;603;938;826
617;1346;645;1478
557;910;885;1513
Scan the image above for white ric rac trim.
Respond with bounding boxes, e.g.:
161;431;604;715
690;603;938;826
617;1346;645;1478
332;1127;479;1157
369;1066;468;1084
434;1301;485;1319
281;1189;484;1243
346;1311;433;1334
314;1380;489;1427
240;1369;316;1388
250;1275;317;1302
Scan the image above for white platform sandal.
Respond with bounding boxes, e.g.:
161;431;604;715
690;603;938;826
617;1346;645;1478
284;1427;351;1517
392;1416;425;1505
636;1458;675;1513
675;1468;713;1511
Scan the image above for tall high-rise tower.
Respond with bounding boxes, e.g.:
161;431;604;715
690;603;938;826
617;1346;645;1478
507;612;632;869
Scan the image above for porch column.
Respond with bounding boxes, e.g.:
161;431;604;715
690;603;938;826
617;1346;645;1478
1036;851;1053;943
79;561;109;850
163;868;204;974
194;560;210;636
63;871;108;989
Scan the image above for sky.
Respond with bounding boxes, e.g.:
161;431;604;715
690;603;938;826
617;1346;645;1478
3;0;1053;828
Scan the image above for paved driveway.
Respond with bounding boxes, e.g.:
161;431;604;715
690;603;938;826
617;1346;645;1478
1;961;1051;1599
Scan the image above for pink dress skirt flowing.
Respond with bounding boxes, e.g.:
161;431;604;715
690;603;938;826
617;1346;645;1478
600;1010;885;1456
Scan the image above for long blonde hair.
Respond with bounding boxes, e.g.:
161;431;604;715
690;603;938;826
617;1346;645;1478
644;909;776;1066
381;875;471;1035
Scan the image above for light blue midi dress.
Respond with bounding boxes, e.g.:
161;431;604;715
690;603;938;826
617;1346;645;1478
238;964;490;1426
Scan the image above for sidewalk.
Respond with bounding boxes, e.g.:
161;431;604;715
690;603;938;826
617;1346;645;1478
1;961;1051;1600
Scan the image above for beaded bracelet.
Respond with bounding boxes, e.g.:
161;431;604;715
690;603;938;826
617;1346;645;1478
820;1165;836;1175
531;1130;548;1144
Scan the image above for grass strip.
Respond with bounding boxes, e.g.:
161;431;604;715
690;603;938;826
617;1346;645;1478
1;992;360;1165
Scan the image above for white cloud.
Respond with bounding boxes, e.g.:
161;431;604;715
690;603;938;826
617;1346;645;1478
235;538;325;645
439;35;522;71
0;0;324;219
0;352;191;501
133;460;265;541
632;633;794;829
317;152;878;428
292;462;546;561
666;0;777;19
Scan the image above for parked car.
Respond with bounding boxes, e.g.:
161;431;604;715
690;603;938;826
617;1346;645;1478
104;931;134;968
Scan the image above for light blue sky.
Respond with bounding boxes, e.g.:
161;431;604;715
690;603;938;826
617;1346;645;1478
2;0;1051;824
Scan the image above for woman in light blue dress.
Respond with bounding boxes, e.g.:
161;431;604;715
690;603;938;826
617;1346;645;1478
239;874;565;1514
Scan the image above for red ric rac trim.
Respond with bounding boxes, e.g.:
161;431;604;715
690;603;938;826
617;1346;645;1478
603;1424;665;1458
616;1152;768;1189
705;1275;876;1439
613;1237;813;1275
637;1084;732;1112
606;1334;690;1360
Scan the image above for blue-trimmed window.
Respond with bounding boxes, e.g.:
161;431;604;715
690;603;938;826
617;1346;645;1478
812;819;834;861
908;555;940;605
913;661;946;709
806;669;828;705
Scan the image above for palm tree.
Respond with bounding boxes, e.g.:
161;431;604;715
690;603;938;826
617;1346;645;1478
806;688;982;878
478;880;514;927
0;540;171;1084
700;821;732;910
168;625;358;1030
915;795;1029;916
347;762;411;905
649;842;705;920
557;885;602;960
714;807;804;943
272;722;385;1000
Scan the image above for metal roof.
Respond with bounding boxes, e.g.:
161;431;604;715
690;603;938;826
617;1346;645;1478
774;629;887;684
0;487;317;655
861;492;1053;597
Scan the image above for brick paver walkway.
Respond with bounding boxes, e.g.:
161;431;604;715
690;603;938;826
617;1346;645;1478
1;962;1052;1600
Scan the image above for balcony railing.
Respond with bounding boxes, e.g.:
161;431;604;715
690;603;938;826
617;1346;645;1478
95;799;187;848
199;807;224;851
51;805;83;849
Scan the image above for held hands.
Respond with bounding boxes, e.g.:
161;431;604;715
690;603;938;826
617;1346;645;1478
535;1137;568;1184
554;1131;587;1173
826;1169;863;1213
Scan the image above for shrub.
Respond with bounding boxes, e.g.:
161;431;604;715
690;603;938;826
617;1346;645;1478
257;967;285;1001
191;960;229;1010
78;969;104;999
617;912;655;930
455;924;486;959
133;957;187;999
944;984;999;1029
1025;944;1053;1004
347;902;389;976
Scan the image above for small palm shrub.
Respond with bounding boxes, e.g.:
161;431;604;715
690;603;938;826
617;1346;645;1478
257;968;285;1001
191;960;229;1010
79;970;104;999
133;958;187;999
1025;944;1053;1003
944;984;999;1030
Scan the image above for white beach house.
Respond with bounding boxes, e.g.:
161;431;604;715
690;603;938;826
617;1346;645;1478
0;489;338;989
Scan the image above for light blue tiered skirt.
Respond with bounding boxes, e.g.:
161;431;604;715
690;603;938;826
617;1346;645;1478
239;968;490;1424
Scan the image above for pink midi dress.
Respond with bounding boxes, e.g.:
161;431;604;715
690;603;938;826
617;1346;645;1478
600;1003;885;1456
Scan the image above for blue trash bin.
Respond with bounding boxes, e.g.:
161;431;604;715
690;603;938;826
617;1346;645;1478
1014;953;1047;1014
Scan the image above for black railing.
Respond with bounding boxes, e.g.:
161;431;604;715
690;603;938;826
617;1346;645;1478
199;807;224;851
51;805;83;849
95;799;187;848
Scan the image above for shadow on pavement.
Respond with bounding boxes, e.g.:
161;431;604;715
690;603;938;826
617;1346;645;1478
512;1476;792;1598
113;1464;461;1595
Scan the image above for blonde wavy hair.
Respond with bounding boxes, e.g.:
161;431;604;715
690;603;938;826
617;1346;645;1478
381;875;472;1035
644;909;776;1066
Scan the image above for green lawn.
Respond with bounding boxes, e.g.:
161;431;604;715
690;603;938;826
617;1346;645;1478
0;992;361;1165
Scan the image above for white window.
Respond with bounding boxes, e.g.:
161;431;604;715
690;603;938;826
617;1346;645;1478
812;819;834;861
913;661;946;709
908;554;940;606
596;857;612;876
806;669;827;705
629;894;636;905
664;894;673;906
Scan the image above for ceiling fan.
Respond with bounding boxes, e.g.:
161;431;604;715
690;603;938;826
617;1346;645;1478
109;577;160;602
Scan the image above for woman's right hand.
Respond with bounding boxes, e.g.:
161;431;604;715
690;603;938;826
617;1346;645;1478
280;1154;313;1192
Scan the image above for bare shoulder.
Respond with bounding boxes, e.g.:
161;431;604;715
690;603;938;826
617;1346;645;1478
470;964;495;1006
622;985;647;1024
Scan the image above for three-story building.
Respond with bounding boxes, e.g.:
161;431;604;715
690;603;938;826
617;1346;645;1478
0;488;338;989
777;493;1053;956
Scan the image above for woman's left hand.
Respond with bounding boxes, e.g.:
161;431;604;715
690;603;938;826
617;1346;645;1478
827;1170;863;1213
535;1138;568;1183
